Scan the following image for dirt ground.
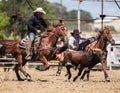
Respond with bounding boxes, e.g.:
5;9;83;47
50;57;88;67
0;67;120;93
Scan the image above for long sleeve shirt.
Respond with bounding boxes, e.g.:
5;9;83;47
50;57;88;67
27;14;48;35
68;35;81;50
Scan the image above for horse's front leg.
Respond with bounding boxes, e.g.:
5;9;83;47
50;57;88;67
56;62;63;76
14;64;23;81
38;56;50;71
16;54;31;81
56;53;64;76
101;61;110;82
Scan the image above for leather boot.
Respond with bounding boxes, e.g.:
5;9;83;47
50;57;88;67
25;41;33;60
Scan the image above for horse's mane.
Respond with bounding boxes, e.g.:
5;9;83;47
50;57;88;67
53;23;64;28
43;22;64;37
96;26;110;40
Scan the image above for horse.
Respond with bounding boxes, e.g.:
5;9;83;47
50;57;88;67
56;26;115;81
80;26;115;81
0;40;18;72
0;21;68;81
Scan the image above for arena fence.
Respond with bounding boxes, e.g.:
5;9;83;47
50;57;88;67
0;57;59;69
0;56;120;71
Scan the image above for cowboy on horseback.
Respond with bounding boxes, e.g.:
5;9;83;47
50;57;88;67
68;29;96;51
25;7;48;60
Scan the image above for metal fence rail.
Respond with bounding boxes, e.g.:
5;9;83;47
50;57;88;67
0;57;59;69
0;58;120;70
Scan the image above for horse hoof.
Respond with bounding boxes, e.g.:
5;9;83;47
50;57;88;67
56;73;60;76
73;78;76;82
27;79;32;81
80;78;83;81
45;66;50;70
56;71;61;76
35;65;49;71
105;77;110;82
26;76;32;81
65;73;68;76
18;78;24;81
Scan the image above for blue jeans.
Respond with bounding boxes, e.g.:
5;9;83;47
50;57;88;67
77;40;90;51
29;32;35;42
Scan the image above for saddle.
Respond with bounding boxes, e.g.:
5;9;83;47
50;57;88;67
19;36;42;55
19;36;30;49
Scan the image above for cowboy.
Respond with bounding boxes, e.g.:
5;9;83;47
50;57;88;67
25;7;48;60
68;29;95;51
68;29;85;50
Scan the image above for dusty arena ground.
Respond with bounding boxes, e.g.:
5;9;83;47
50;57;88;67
0;67;120;93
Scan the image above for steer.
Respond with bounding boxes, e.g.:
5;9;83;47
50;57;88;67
63;49;103;81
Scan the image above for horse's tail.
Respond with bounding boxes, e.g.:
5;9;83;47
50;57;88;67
0;44;6;55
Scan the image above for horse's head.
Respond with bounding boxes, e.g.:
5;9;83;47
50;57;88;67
99;26;115;44
53;21;68;42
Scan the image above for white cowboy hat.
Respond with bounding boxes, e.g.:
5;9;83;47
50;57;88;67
33;7;46;14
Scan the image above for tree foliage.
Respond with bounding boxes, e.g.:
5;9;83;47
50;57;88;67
1;0;56;39
0;0;94;39
0;2;10;30
0;2;10;39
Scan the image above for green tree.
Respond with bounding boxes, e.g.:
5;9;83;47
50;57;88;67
0;2;10;39
1;0;57;39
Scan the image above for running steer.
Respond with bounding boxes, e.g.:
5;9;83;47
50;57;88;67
63;49;104;81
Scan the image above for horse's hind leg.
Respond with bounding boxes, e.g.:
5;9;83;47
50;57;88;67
38;56;50;70
16;55;31;81
21;60;31;81
14;64;23;81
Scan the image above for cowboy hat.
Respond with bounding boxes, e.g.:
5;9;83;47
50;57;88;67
71;29;81;35
33;7;46;14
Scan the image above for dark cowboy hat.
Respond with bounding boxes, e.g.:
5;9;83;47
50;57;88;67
71;29;81;35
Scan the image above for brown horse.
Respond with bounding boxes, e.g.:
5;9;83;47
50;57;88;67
80;26;115;81
0;22;68;81
56;26;115;81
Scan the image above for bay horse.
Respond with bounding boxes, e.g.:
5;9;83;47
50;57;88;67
0;22;68;81
56;26;115;81
80;26;115;81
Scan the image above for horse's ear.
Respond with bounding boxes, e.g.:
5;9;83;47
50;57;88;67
59;19;63;23
52;23;57;27
104;25;109;30
59;19;65;26
98;30;102;34
47;26;53;32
